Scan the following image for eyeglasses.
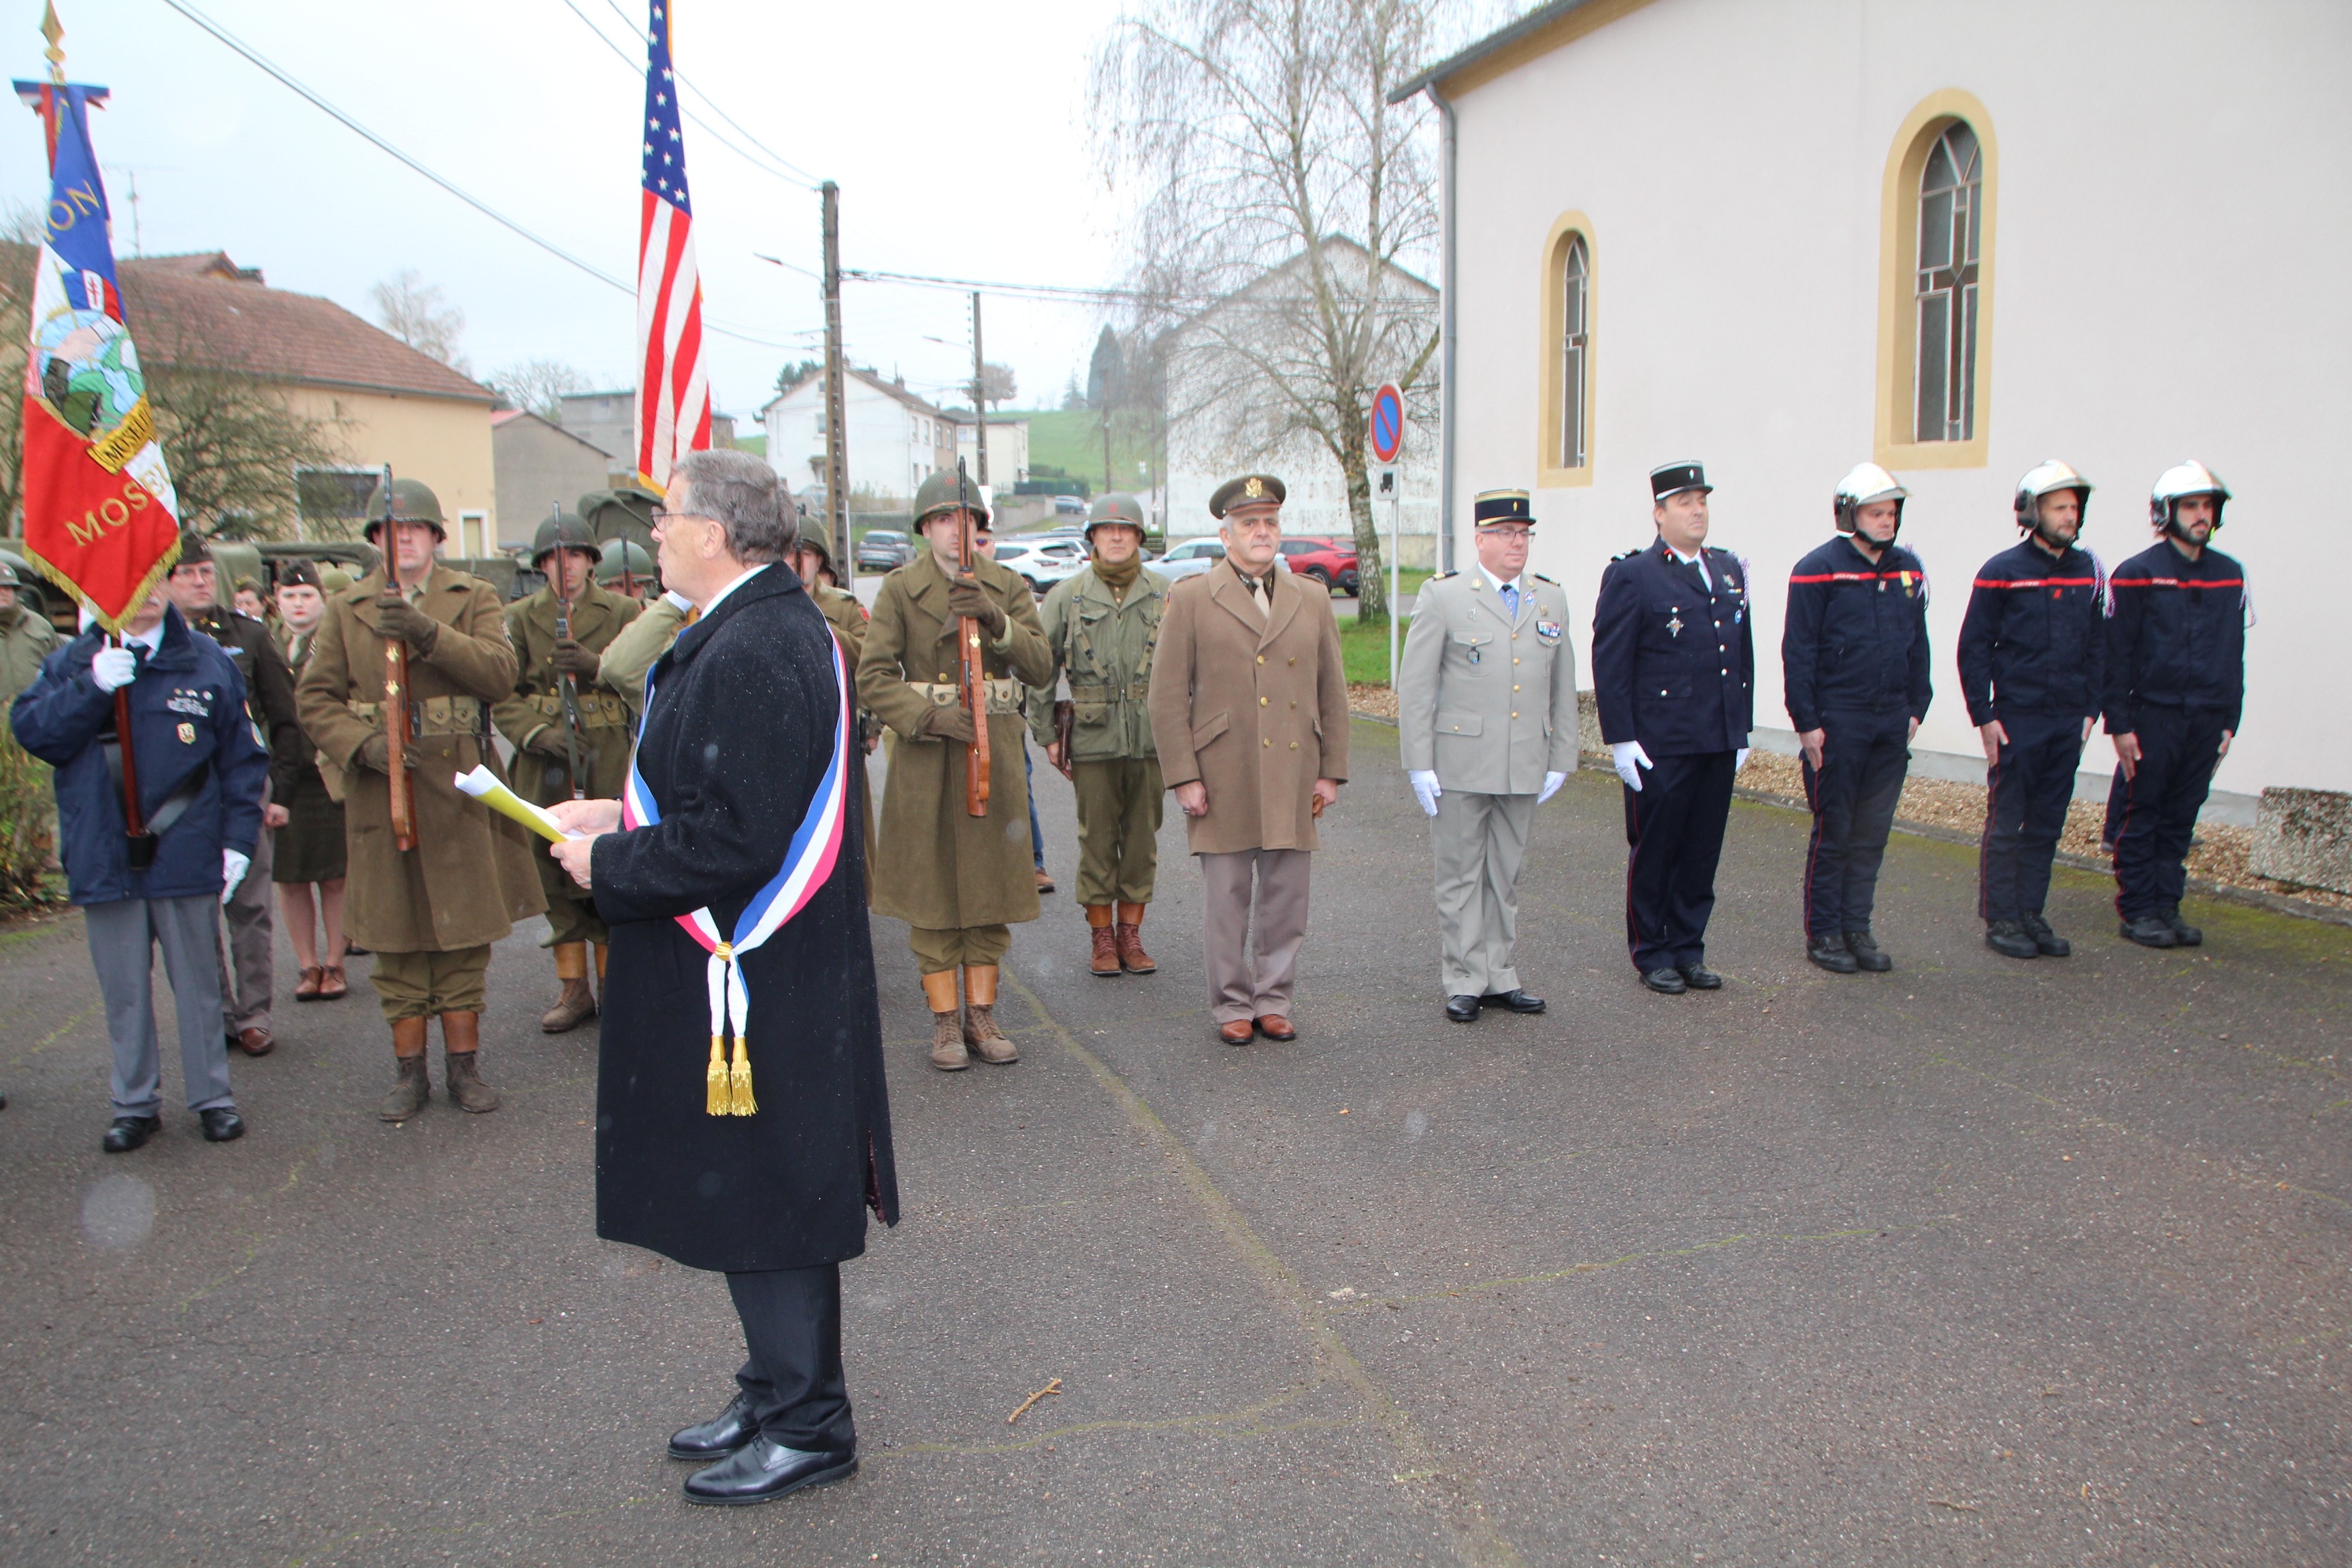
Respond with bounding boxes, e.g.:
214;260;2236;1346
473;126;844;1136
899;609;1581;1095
1479;526;1533;540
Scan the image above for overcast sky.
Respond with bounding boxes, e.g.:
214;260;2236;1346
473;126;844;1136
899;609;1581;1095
0;0;1146;421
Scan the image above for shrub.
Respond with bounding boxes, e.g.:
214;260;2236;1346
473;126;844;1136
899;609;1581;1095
0;725;63;912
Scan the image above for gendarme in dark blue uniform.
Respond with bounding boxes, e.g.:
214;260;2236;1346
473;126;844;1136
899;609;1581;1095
1782;473;1932;965
1957;460;2107;956
1592;461;1754;984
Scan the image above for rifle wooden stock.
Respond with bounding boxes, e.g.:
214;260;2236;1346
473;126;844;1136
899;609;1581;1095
959;510;990;817
385;636;416;852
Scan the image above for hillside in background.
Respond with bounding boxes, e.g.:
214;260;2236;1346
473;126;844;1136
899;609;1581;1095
1004;409;1155;492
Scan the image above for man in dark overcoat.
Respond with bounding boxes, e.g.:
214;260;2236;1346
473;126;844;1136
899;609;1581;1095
550;448;898;1510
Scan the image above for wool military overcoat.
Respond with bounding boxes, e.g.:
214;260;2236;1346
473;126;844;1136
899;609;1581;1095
493;580;642;807
1149;558;1350;855
810;581;880;879
590;564;898;1273
295;564;546;952
858;549;1054;930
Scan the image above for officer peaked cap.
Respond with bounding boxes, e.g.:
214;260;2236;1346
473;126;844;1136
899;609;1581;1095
1209;474;1286;519
1650;461;1712;502
1473;489;1534;528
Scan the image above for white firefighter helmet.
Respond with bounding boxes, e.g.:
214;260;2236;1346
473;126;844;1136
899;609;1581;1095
1833;463;1908;535
2012;459;2093;530
2149;459;2230;534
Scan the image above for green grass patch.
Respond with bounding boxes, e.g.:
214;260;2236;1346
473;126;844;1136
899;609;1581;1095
1003;409;1156;491
1341;614;1411;685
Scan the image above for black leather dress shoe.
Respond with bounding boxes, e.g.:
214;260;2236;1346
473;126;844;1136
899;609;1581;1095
669;1391;762;1460
1807;936;1858;974
199;1107;245;1143
1480;990;1546;1013
1641;967;1686;995
101;1114;161;1154
1678;965;1723;990
1984;920;2038;960
1446;995;1480;1023
683;1437;856;1507
1844;930;1893;973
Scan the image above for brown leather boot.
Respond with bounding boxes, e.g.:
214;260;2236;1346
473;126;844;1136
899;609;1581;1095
962;964;1017;1064
923;970;968;1071
1085;904;1121;977
542;943;598;1032
378;1018;430;1122
1115;902;1156;974
440;1013;501;1113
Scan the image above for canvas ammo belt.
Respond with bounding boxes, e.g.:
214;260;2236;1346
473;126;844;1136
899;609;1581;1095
909;678;1024;716
348;695;487;738
1066;679;1151;702
525;687;630;727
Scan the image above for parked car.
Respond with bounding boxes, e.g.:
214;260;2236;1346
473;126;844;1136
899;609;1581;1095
1052;494;1088;518
855;529;915;572
1277;536;1360;594
991;538;1088;595
1154;538;1295;584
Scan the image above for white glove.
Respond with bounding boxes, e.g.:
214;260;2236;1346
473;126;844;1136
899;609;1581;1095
220;849;250;905
1537;770;1567;805
1611;740;1653;791
1408;770;1441;817
91;646;137;692
1735;748;1751;772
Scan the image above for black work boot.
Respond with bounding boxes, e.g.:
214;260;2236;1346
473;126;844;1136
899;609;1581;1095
1807;934;1858;974
2161;904;2204;947
2021;911;2071;957
2120;914;2178;949
1984;920;2038;960
1844;930;1893;972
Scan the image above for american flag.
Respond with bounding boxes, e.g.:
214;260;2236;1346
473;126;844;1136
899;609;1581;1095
635;0;710;494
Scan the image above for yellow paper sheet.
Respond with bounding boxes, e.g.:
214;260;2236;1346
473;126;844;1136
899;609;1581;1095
453;765;587;843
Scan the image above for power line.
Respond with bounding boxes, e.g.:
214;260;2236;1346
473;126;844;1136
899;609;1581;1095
154;0;808;351
594;0;826;189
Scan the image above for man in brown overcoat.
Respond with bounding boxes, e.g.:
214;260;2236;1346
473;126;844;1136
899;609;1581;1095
858;470;1054;1071
1148;474;1350;1044
295;477;546;1121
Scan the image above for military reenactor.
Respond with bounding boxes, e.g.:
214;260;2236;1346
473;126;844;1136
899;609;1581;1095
295;477;546;1120
1149;474;1350;1045
270;560;349;1002
1781;464;1933;974
0;559;60;709
1592;461;1754;994
1397;489;1575;1023
1958;460;2106;961
2102;461;2248;949
790;512;881;879
858;470;1054;1070
164;531;301;1058
1031;493;1170;977
602;584;691;725
493;511;642;1032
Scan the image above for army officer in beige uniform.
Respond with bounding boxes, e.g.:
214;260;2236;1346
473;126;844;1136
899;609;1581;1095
1397;490;1578;1024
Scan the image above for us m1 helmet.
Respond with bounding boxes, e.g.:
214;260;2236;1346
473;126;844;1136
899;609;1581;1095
531;506;602;568
361;476;448;542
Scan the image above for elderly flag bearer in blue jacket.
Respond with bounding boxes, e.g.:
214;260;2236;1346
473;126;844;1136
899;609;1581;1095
1781;464;1932;975
2100;461;2247;950
1398;489;1577;1024
1958;460;2108;962
11;587;269;1152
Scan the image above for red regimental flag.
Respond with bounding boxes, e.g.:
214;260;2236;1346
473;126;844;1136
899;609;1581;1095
16;80;180;631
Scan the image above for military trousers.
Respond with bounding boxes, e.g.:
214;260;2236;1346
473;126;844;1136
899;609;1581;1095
1979;713;2085;925
908;924;1011;975
2108;704;2227;922
85;894;234;1117
535;838;608;947
216;779;276;1032
1800;708;1912;940
1431;789;1535;997
1071;757;1163;906
1622;751;1734;973
370;944;491;1024
1198;847;1312;1024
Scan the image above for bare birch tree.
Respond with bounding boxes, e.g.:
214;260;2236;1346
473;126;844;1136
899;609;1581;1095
1090;0;1442;623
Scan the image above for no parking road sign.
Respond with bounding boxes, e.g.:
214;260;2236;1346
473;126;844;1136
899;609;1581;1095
1368;382;1404;463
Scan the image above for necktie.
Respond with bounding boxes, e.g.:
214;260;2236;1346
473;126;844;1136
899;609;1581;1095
1501;583;1519;619
131;642;149;674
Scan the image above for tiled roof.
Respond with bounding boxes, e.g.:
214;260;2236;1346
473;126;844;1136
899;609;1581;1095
118;257;493;404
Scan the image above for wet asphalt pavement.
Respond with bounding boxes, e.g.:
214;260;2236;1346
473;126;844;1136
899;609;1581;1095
0;717;2345;1565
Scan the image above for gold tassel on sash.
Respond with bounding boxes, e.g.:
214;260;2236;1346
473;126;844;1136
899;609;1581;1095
728;1034;757;1115
706;1034;729;1115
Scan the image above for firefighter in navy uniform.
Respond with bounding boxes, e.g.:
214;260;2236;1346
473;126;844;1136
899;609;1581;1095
1591;461;1754;995
1957;459;2108;961
2102;461;2248;949
1780;464;1933;974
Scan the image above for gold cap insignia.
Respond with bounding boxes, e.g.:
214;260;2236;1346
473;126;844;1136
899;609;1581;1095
1243;476;1265;499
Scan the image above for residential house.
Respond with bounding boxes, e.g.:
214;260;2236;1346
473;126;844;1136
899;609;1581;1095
555;391;737;478
491;410;611;548
118;252;499;554
945;411;1032;489
761;368;958;506
1396;0;2345;802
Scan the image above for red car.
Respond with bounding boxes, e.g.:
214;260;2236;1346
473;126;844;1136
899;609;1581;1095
1276;536;1360;594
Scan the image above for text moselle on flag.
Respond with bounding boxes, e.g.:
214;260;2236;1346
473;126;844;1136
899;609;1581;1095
634;0;710;496
16;79;180;630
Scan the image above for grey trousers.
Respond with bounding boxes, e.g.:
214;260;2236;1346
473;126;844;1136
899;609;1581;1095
1432;789;1535;997
84;894;234;1117
1198;847;1313;1024
217;781;274;1032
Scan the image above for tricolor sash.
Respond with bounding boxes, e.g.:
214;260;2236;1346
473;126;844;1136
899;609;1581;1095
621;627;852;1116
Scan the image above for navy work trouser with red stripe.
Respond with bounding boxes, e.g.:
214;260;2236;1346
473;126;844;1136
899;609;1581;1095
2110;705;2227;921
1623;750;1735;972
1801;708;1912;940
1979;712;2085;925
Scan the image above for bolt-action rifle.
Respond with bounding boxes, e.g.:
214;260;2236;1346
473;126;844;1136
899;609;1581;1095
379;465;417;853
956;458;990;817
549;503;586;800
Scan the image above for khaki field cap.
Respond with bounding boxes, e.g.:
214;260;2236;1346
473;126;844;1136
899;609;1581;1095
911;468;990;530
1209;474;1286;519
276;559;323;591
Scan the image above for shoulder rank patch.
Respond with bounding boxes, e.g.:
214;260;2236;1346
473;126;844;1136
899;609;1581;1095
1610;548;1642;562
1531;572;1557;584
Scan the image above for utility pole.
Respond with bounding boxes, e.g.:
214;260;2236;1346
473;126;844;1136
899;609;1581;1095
821;181;851;591
968;290;987;488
